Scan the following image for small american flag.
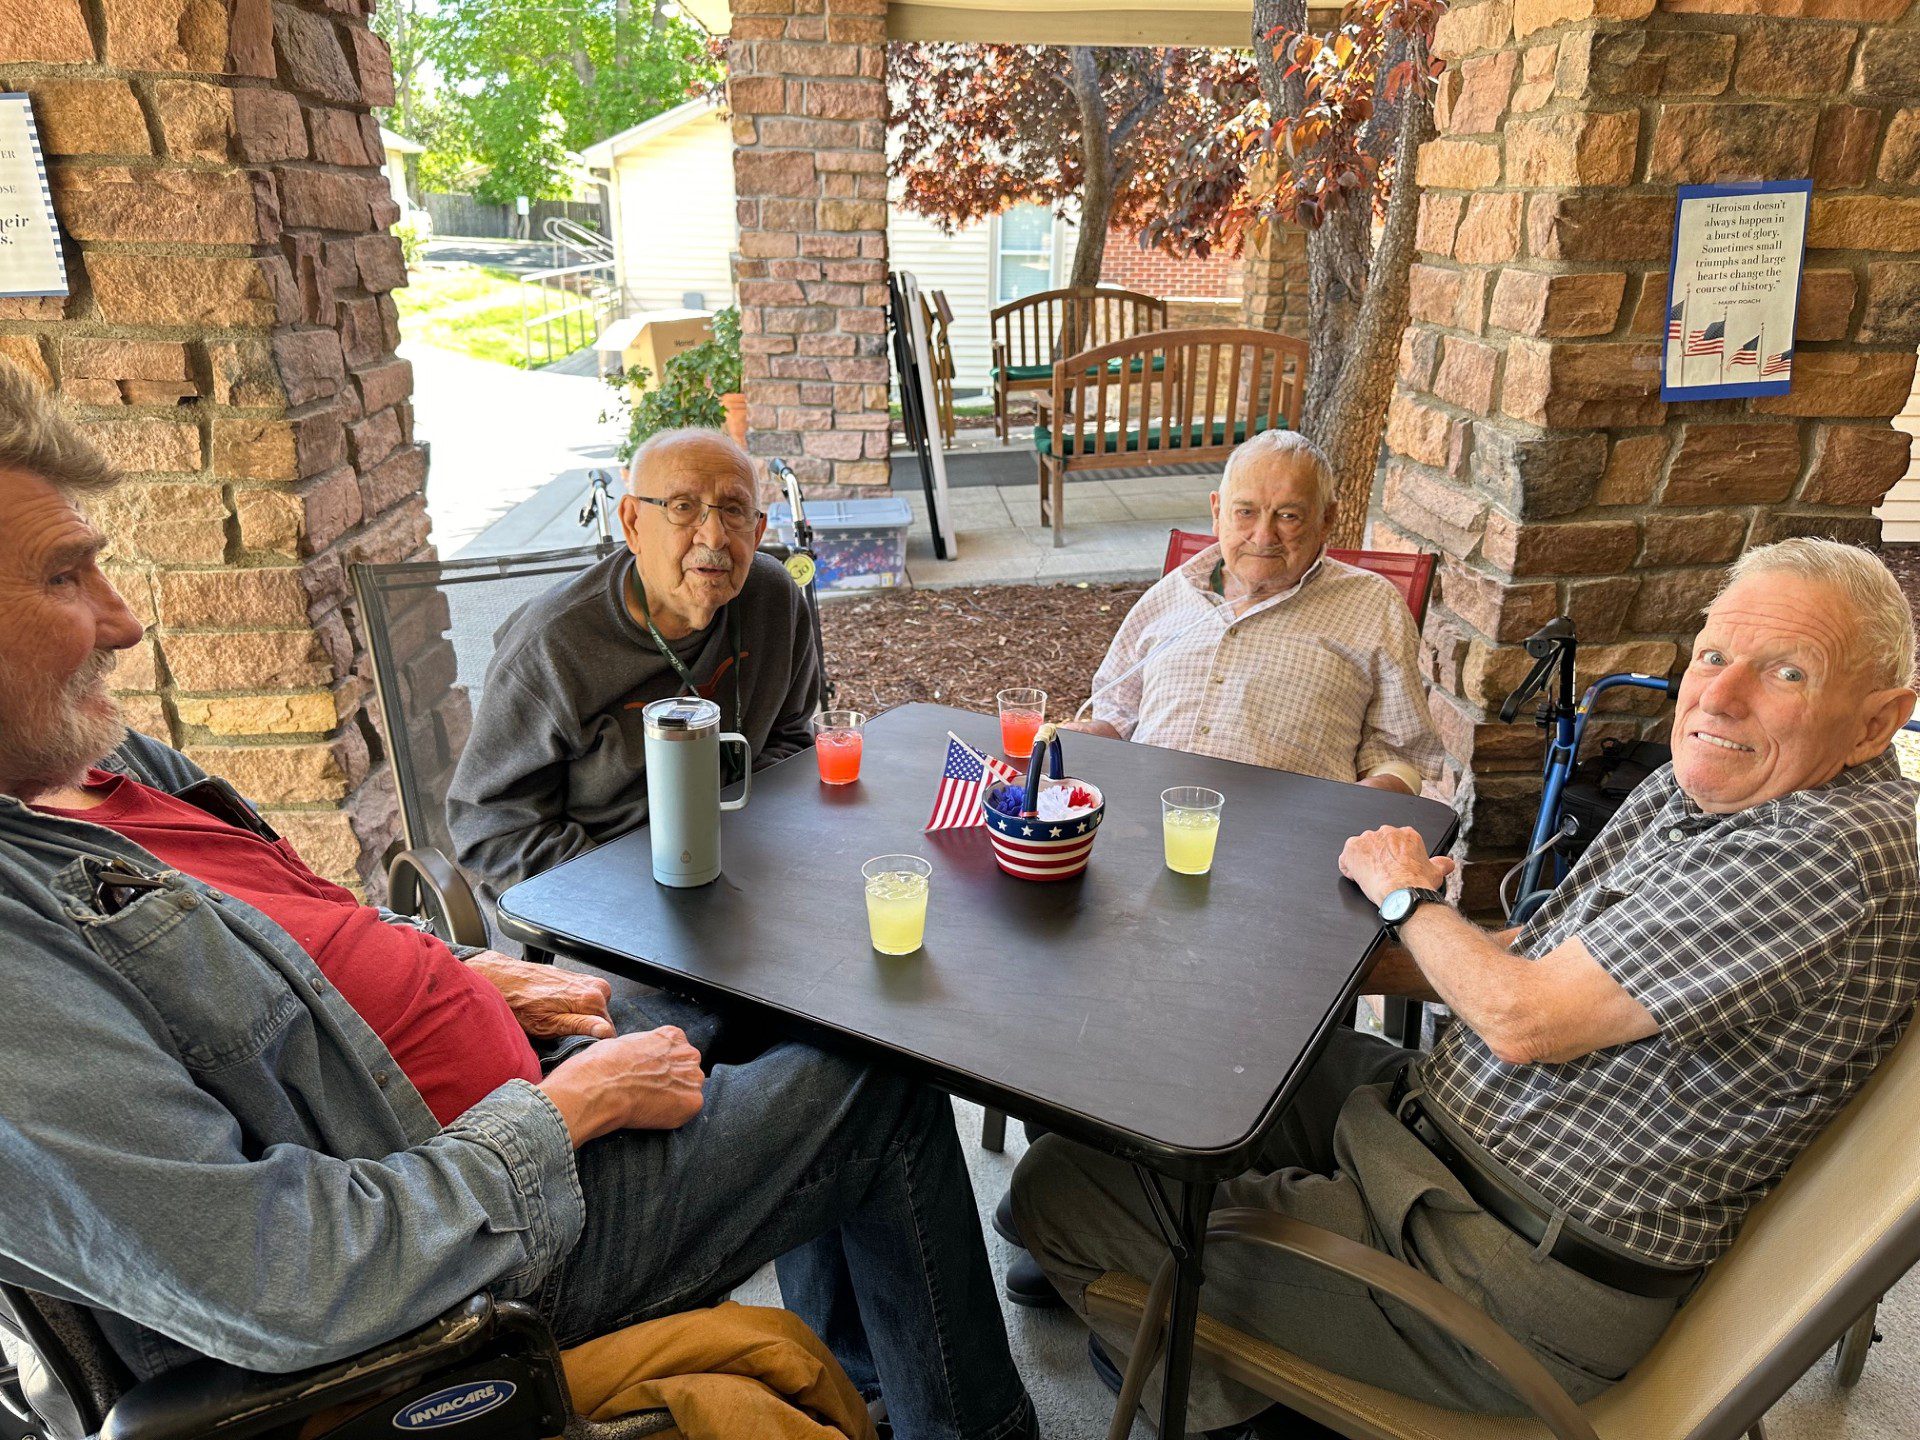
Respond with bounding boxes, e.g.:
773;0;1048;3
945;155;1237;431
1667;301;1683;344
1729;336;1760;367
1762;347;1793;377
1686;319;1725;357
926;732;1021;831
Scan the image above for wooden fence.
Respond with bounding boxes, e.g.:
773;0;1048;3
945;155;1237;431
422;193;605;240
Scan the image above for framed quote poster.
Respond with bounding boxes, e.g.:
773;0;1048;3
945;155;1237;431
1661;179;1810;403
0;94;67;298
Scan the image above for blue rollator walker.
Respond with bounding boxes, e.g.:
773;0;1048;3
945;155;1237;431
1498;617;1677;927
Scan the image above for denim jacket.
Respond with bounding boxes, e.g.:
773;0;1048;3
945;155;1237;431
0;734;584;1379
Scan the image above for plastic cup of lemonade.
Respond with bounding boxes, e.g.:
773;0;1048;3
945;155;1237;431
1161;787;1225;875
811;710;867;785
997;688;1047;759
863;855;932;956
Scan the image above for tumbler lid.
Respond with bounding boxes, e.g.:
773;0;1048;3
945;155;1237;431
643;695;720;741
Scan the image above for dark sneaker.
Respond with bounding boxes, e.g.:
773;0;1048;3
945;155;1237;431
1004;1249;1066;1308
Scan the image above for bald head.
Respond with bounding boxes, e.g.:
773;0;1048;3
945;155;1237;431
627;426;755;496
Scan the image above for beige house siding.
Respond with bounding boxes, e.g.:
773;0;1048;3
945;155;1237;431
606;109;738;315
1877;352;1920;544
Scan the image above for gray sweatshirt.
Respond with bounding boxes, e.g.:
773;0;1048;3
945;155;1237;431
447;549;821;895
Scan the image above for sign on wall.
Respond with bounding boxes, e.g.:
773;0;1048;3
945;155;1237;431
1660;180;1810;403
0;95;67;299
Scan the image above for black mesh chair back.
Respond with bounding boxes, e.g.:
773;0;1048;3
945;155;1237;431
351;544;617;868
0;1283;131;1439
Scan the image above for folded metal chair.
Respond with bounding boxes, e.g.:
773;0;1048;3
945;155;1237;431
1088;1022;1920;1440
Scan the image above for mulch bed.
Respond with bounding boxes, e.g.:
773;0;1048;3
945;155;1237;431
818;544;1920;733
819;582;1149;718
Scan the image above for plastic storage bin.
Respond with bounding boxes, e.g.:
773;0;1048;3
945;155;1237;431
768;498;913;593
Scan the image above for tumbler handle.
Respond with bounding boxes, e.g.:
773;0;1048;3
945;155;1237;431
720;732;751;812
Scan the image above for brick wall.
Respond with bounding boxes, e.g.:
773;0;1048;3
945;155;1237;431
729;0;892;495
1100;226;1243;299
1378;0;1920;910
1;0;427;894
1241;220;1311;339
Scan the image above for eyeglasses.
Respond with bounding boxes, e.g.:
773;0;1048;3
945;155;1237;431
633;495;763;533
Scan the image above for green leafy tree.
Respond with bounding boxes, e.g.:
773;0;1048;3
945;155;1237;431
429;0;722;203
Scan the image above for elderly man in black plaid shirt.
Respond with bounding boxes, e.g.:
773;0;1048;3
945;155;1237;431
1013;537;1920;1434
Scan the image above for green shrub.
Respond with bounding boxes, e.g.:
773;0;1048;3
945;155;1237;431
603;306;743;463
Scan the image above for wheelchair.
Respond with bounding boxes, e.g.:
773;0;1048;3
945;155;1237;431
0;1285;673;1440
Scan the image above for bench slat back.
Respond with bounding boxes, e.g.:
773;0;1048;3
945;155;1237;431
1049;327;1309;469
992;286;1168;369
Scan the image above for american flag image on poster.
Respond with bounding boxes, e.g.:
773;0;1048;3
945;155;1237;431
1762;347;1792;377
1686;319;1725;357
1667;301;1683;344
1729;336;1759;367
926;732;1020;831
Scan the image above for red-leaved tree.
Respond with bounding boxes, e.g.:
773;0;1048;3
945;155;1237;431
888;44;1260;294
1151;0;1447;548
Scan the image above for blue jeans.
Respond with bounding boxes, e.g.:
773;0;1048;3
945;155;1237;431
536;991;1035;1440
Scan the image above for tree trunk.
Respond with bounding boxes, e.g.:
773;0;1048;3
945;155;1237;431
1065;47;1114;295
1318;41;1435;551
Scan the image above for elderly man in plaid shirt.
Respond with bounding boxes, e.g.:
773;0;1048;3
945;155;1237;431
1015;537;1920;1436
1064;429;1442;796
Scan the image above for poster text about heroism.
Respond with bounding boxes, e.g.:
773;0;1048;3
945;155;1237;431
1688;195;1797;300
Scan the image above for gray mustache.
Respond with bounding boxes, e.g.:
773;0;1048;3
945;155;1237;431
687;546;732;569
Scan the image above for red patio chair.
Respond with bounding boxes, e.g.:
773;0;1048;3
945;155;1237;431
1161;528;1436;626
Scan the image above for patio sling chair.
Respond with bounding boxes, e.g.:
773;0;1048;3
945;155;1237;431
0;1283;671;1440
1084;1018;1920;1440
350;543;619;947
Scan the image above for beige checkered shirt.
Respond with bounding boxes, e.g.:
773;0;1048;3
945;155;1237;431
1089;546;1442;791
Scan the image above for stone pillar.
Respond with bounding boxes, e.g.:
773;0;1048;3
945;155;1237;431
728;0;892;494
1240;219;1311;339
3;0;427;895
1378;0;1920;911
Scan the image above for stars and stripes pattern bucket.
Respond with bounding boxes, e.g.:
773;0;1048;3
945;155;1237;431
981;777;1105;880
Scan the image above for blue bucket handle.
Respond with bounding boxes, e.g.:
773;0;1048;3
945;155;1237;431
1021;727;1064;815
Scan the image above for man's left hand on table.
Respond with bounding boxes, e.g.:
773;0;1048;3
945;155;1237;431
468;951;616;1039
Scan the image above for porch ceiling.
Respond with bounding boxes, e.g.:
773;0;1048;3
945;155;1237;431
682;0;1287;47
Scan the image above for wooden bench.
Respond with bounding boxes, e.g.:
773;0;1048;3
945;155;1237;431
1034;326;1309;547
990;285;1167;442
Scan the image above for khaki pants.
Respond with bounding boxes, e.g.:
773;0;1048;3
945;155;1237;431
1010;1028;1679;1432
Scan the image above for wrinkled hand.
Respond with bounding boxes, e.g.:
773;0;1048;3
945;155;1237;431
539;1026;707;1147
1057;718;1122;740
468;951;614;1040
1338;826;1456;907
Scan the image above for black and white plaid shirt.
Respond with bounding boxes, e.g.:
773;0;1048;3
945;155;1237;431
1421;747;1920;1268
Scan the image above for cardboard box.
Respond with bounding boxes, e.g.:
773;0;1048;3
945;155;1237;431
595;309;714;392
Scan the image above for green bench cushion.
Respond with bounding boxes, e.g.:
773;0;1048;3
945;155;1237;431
1033;416;1282;458
993;356;1170;384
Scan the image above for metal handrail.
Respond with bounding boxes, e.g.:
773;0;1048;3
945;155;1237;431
517;257;618;368
543;214;613;266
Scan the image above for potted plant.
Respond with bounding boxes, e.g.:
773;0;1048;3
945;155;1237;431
605;306;746;461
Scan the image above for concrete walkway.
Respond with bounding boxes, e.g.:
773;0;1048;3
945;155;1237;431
407;340;623;558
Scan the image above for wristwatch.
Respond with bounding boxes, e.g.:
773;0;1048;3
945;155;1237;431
1378;886;1447;938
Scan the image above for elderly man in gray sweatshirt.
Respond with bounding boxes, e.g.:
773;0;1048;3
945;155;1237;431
449;427;821;900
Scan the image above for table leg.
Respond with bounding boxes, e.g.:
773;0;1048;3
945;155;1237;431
1156;1178;1216;1439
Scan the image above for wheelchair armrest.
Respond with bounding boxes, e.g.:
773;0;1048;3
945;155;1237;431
388;847;489;949
101;1297;568;1440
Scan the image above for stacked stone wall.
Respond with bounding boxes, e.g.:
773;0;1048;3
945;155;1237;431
1;0;428;894
729;0;893;496
1380;0;1920;909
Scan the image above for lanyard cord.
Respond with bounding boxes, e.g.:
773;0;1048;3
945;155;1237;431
628;568;742;733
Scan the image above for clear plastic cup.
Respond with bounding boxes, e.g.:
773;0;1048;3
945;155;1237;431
1161;787;1225;875
811;710;867;785
997;687;1047;759
863;855;932;955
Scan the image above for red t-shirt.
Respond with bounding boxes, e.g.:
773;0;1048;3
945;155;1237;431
37;771;540;1125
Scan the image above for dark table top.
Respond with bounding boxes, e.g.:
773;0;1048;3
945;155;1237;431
498;703;1458;1180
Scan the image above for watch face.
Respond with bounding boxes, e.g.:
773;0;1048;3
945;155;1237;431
1381;888;1412;924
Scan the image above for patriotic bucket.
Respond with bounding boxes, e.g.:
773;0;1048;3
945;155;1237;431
980;732;1105;881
